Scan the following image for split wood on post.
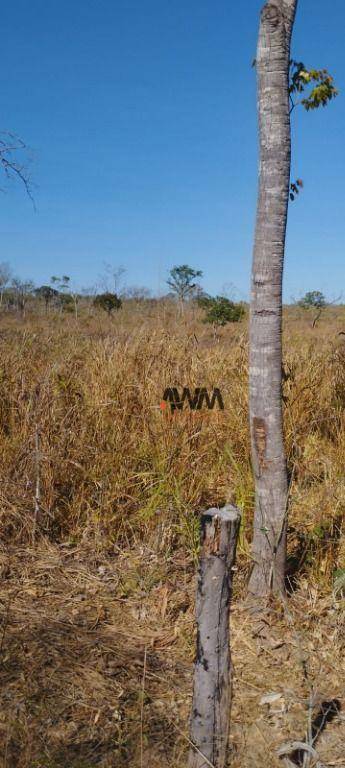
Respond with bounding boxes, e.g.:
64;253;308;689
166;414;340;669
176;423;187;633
188;505;241;768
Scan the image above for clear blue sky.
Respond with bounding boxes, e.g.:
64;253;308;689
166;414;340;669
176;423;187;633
2;0;344;300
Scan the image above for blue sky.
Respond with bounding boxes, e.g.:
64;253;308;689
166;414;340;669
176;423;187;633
1;0;344;300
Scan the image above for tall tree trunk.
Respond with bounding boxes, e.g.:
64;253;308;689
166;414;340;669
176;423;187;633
248;0;298;598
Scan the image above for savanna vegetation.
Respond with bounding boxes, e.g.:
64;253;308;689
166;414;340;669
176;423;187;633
0;2;343;765
0;295;344;767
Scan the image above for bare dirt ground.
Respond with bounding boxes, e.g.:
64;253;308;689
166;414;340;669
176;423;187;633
0;541;344;768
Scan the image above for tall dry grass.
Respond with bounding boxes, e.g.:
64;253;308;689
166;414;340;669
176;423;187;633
0;303;344;767
0;304;344;578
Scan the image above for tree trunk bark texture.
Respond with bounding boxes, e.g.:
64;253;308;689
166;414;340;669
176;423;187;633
248;0;298;598
188;505;241;768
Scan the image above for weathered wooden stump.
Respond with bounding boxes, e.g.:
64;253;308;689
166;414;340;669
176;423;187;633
188;505;241;768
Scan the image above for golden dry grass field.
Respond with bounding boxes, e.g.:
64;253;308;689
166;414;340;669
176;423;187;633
0;302;344;767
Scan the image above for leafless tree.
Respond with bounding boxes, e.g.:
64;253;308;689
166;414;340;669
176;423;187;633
124;285;151;301
0;262;12;306
80;285;98;315
100;263;126;296
11;278;35;317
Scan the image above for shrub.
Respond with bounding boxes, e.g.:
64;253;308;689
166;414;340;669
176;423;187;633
197;295;245;326
93;292;122;315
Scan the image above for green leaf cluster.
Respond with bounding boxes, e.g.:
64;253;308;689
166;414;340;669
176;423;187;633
197;294;245;326
289;60;338;111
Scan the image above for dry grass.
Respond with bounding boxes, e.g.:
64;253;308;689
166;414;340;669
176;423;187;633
0;303;344;767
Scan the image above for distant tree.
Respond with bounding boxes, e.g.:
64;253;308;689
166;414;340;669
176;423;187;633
298;290;327;328
298;290;326;309
100;263;126;296
167;265;203;312
50;276;74;314
80;286;98;316
11;278;34;316
67;284;81;320
0;262;12;306
94;292;122;315
198;295;245;332
51;275;70;293
124;286;151;301
35;285;59;313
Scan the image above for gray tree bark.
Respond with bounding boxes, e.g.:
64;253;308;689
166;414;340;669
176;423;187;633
188;505;241;768
248;0;298;598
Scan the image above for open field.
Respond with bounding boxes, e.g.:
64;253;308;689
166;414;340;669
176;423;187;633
0;304;344;767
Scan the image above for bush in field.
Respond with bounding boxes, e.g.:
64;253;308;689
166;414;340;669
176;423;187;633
94;292;122;315
298;290;326;309
197;294;245;326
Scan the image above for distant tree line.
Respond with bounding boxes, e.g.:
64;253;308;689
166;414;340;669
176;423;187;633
0;260;332;326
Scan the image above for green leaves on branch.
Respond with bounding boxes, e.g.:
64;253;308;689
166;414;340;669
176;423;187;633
288;61;338;204
289;60;339;112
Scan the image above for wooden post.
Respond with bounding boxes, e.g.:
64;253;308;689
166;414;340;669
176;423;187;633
188;505;241;768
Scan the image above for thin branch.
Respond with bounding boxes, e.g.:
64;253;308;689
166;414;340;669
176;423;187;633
0;131;35;208
289;93;296;113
